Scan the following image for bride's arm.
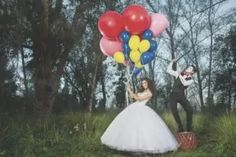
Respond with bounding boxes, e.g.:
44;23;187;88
128;86;152;101
133;91;152;101
127;85;135;99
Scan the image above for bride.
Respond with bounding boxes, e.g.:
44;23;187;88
101;78;179;154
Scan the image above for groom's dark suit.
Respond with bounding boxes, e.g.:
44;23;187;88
167;62;193;132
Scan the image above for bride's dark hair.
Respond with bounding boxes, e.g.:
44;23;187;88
139;78;156;98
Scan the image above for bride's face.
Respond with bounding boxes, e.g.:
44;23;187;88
141;80;148;89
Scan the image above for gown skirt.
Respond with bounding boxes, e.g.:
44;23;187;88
101;100;179;153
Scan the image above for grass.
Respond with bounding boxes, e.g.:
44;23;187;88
0;111;235;157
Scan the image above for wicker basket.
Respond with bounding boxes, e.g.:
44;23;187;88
176;132;197;150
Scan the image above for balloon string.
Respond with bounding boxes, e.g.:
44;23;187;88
125;66;135;106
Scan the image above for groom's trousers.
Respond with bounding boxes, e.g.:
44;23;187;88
169;92;193;132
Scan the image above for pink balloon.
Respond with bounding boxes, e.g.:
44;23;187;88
99;37;122;57
149;13;169;37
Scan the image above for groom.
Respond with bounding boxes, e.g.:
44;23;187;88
167;59;197;132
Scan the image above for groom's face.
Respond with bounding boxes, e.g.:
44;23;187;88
184;66;194;75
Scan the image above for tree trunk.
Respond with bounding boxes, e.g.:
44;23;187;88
88;56;101;112
100;64;106;110
207;0;214;108
166;30;177;69
21;48;30;113
227;71;232;111
148;62;158;107
32;0;57;117
34;67;59;116
21;48;29;97
189;21;205;110
193;51;204;110
233;94;236;112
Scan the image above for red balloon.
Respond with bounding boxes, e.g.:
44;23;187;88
98;11;124;39
123;5;151;34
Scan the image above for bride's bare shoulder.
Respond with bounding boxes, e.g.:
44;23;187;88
139;90;152;96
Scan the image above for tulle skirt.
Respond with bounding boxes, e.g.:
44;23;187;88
101;101;179;153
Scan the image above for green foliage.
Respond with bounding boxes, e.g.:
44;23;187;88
213;25;236;111
0;53;18;114
0;111;235;157
210;113;236;157
114;77;126;109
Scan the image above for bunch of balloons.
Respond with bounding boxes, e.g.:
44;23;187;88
98;5;169;75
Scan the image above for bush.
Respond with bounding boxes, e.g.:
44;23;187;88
210;113;236;157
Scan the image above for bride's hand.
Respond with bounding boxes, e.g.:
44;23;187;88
127;85;135;98
127;84;132;91
129;94;134;99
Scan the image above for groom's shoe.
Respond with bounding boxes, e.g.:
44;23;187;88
178;127;184;132
187;127;192;132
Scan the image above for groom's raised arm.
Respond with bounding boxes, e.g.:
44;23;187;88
167;61;179;78
179;75;194;86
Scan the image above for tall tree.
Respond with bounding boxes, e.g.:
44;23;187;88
213;25;236;111
0;53;17;112
6;0;103;116
178;0;208;109
207;0;214;107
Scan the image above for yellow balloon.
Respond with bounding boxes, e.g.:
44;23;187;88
128;35;140;50
129;50;141;63
113;51;125;63
135;62;143;68
139;40;150;53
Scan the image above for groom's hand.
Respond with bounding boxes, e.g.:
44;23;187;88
171;58;177;63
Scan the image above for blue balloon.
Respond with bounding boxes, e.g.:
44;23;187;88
149;51;156;61
141;51;156;64
123;43;130;57
141;52;151;65
149;40;158;51
120;31;131;43
133;68;142;76
142;29;153;40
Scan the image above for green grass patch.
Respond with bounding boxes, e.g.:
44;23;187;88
0;111;235;157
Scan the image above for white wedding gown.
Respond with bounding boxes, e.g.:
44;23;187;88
101;93;179;153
